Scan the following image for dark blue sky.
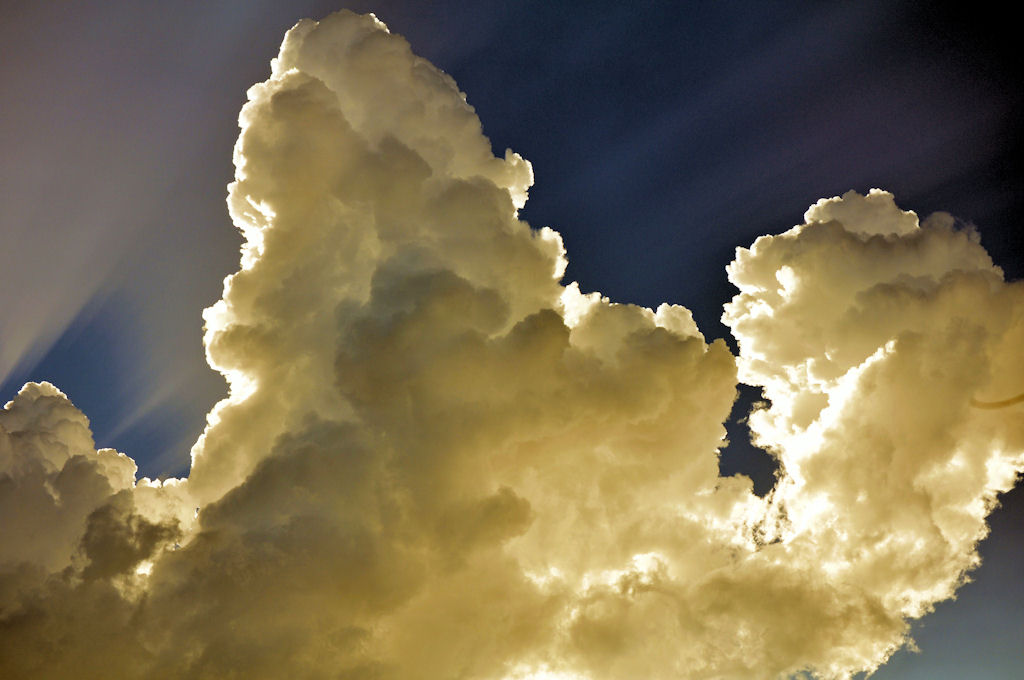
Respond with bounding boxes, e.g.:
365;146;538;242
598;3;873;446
1;2;1020;676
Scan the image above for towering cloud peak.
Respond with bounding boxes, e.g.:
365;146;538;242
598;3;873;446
1;11;1021;680
189;10;566;503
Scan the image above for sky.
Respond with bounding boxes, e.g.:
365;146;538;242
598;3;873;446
1;2;1022;678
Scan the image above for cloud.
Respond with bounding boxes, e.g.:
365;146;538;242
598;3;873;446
722;188;1024;676
1;10;1021;680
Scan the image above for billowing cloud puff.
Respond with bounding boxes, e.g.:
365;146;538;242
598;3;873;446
1;11;1021;680
724;188;1024;628
0;383;189;678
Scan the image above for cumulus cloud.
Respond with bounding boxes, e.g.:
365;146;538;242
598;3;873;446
722;188;1024;674
1;10;1021;680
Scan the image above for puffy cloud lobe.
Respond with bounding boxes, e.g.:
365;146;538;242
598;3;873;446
724;189;1024;628
1;11;1022;680
0;383;186;678
0;382;137;573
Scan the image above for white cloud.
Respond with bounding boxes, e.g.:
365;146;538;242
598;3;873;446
1;11;1021;680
